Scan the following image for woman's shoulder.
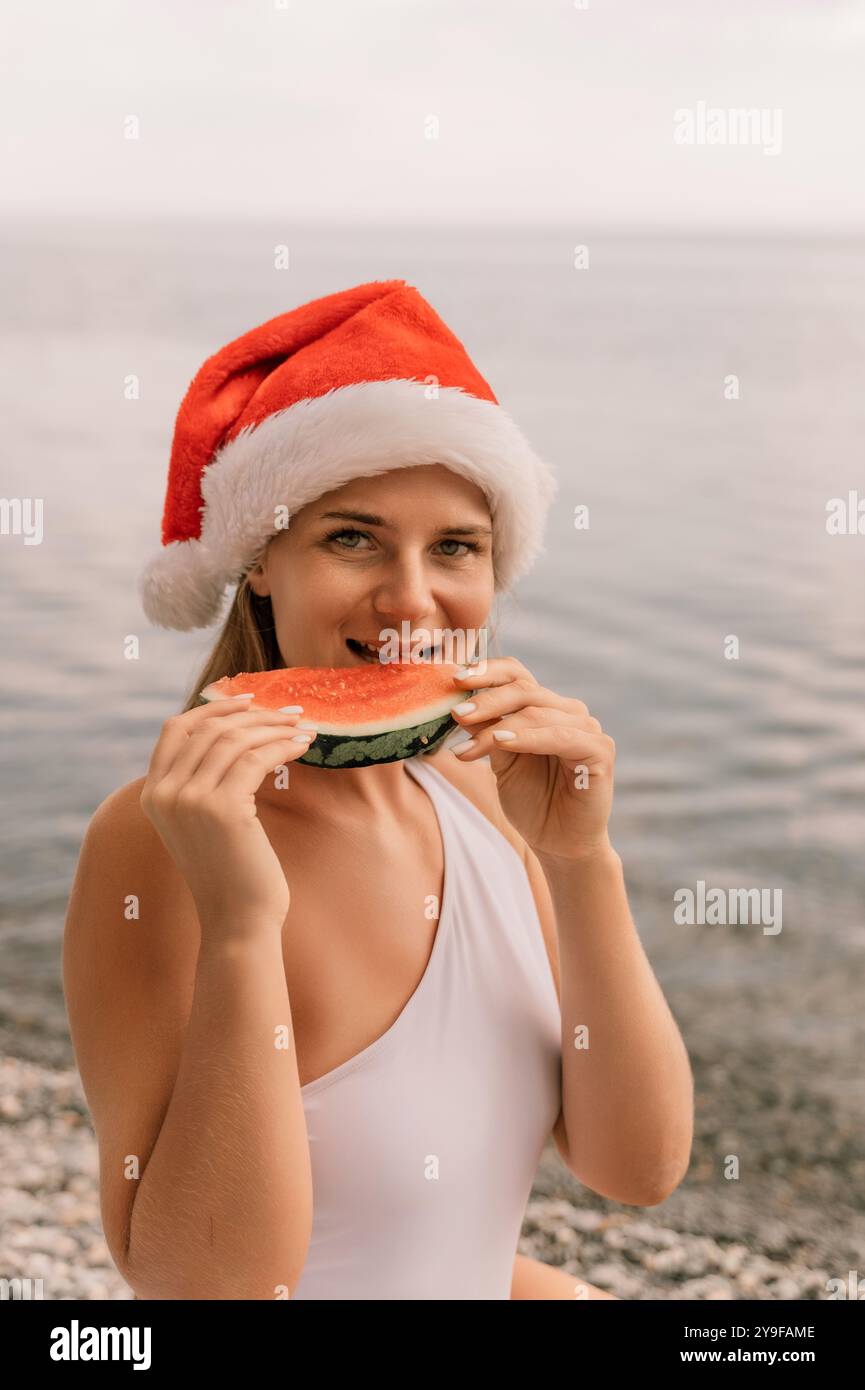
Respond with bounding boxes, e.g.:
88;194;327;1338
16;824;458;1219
89;775;159;843
64;777;201;1045
81;776;189;892
93;774;149;819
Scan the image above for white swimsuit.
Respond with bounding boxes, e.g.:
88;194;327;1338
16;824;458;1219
290;754;563;1300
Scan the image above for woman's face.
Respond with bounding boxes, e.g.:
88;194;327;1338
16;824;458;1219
247;464;495;668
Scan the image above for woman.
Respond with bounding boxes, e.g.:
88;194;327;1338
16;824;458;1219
63;280;693;1300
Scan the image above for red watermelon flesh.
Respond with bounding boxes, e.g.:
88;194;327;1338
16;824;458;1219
201;662;469;737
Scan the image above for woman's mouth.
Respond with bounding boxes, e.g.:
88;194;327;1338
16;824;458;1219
345;638;440;664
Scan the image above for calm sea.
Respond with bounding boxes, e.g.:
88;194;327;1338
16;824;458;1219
1;221;863;1055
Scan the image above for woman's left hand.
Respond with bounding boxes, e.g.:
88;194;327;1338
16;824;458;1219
449;657;616;862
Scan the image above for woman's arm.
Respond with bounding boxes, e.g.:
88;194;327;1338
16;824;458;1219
63;781;313;1300
444;653;694;1208
527;842;694;1206
124;931;314;1299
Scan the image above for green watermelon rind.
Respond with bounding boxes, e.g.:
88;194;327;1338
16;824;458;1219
296;710;459;769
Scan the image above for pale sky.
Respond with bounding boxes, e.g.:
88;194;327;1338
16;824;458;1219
3;0;864;229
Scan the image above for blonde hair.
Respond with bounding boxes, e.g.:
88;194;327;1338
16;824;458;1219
180;540;506;714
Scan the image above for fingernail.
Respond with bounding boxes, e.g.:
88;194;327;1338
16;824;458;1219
279;705;304;713
295;721;318;730
454;667;472;678
453;702;476;715
453;737;475;753
492;729;516;741
291;732;315;743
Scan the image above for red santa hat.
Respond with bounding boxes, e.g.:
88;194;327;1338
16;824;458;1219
139;278;558;630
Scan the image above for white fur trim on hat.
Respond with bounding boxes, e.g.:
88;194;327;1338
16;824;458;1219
139;379;558;631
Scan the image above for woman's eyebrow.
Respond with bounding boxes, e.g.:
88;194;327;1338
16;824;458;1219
317;509;492;536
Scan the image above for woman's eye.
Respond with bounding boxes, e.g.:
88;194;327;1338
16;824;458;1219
324;528;478;557
327;528;372;550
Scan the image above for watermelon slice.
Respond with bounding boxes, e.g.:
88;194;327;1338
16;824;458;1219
200;662;480;769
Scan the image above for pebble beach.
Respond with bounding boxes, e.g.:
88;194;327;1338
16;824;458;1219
0;1051;854;1302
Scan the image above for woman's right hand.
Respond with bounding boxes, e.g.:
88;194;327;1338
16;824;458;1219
139;698;316;939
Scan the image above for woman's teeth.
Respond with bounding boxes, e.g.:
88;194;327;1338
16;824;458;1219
345;639;382;662
346;639;439;662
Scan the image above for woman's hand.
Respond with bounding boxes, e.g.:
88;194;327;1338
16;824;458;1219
140;698;316;938
450;657;616;862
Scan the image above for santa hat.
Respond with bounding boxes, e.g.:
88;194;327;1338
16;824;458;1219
139;278;558;630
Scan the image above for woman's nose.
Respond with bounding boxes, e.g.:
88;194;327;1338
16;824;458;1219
370;556;437;619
